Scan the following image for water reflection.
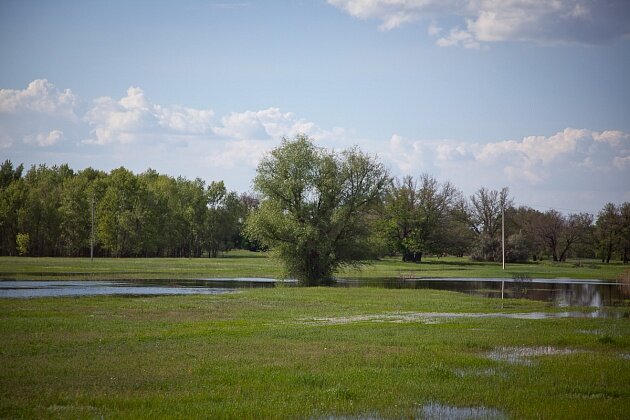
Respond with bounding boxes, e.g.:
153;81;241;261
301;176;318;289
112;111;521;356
0;277;627;309
337;278;627;308
0;280;240;298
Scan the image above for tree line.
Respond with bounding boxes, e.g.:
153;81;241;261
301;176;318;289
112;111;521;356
1;136;629;273
0;161;257;258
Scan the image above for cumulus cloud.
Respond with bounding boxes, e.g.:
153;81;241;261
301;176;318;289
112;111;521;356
84;86;215;145
214;108;317;140
2;79;628;210
206;139;272;169
382;128;630;187
83;87;330;146
436;27;481;49
328;0;630;47
0;133;13;149
473;128;630;183
24;130;64;147
613;155;630;169
0;79;78;119
0;80;80;149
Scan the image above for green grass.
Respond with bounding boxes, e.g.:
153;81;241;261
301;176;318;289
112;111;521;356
0;251;627;280
1;288;629;418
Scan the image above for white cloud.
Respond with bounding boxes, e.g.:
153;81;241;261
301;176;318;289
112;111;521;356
476;128;587;166
427;21;443;36
435;143;472;161
84;88;327;146
592;130;629;147
374;128;630;212
214;108;316;140
327;0;460;31
84;86;216;145
206;139;273;169
0;79;78;119
381;134;436;175
328;0;630;47
2;79;628;212
436;27;481;49
613;155;630;169
24;130;64;147
381;128;629;187
0;133;13;149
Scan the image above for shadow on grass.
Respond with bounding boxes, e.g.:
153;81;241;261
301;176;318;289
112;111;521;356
217;252;269;259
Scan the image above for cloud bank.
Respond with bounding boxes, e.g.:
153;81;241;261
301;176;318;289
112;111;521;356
2;79;628;211
327;0;630;48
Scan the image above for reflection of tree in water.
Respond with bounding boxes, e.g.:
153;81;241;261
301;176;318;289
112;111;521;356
515;283;612;307
566;284;600;307
377;279;624;307
618;270;630;298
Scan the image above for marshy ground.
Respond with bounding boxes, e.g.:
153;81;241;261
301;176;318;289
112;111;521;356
1;286;629;418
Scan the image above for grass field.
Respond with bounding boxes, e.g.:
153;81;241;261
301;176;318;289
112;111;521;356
0;251;627;281
1;288;629;418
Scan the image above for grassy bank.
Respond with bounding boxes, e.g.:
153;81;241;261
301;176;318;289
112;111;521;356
1;288;629;418
0;251;627;280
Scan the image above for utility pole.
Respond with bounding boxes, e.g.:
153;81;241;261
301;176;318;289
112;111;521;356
91;195;95;263
502;204;505;271
501;200;505;303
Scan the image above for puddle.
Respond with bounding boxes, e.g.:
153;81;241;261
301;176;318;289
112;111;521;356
338;277;627;308
577;329;604;335
299;310;616;325
313;413;382;420
419;402;505;419
453;367;506;379
0;280;238;298
487;346;579;365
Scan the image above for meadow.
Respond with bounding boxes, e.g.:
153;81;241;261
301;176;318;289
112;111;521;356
0;251;627;281
1;253;629;418
1;287;629;418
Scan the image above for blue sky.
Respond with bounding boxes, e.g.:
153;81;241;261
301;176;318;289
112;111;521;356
1;0;629;213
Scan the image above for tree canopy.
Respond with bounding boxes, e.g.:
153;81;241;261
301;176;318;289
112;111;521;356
1;147;628;269
245;135;390;285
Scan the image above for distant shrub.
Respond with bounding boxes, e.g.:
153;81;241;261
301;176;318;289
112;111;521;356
506;232;531;263
16;233;29;256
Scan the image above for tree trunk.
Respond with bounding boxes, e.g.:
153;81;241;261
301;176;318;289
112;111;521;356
402;251;422;263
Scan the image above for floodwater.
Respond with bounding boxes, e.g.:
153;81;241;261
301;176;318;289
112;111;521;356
0;277;627;309
0;279;262;298
297;310;626;325
338;277;628;308
420;402;505;420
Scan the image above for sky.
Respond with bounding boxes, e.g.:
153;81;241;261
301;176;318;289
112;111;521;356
1;0;629;214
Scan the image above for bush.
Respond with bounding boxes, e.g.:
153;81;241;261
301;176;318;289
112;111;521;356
506;232;531;263
16;232;29;256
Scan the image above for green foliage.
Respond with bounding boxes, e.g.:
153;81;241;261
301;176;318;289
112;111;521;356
505;232;530;263
379;174;465;262
15;233;29;256
246;135;390;285
0;161;250;258
469;187;511;262
1;154;628;266
596;202;630;263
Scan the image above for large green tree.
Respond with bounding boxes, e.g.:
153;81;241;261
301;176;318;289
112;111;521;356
205;181;246;258
380;174;461;262
527;210;593;262
468;187;512;262
245;135;390;285
0;160;25;255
